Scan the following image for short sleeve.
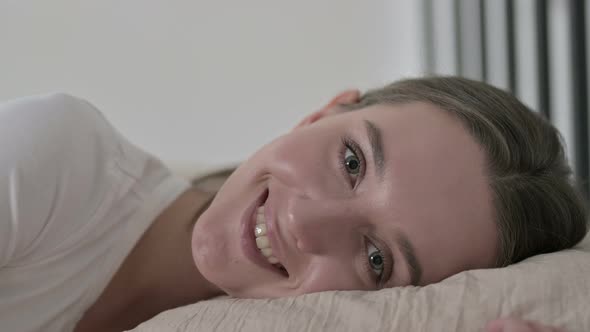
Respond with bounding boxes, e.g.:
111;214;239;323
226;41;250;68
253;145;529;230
0;93;120;267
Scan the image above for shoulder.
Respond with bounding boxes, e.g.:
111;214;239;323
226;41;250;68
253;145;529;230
0;92;123;171
0;93;121;197
0;92;113;140
0;93;122;266
1;93;102;122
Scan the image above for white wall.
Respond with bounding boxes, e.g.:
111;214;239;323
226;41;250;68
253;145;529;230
0;1;425;173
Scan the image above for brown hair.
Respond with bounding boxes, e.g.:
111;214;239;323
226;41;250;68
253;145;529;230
341;76;589;267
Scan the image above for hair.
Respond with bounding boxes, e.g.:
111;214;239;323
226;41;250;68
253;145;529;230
340;76;589;267
192;76;589;267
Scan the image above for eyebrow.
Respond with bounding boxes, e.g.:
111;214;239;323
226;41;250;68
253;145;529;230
362;120;423;286
395;230;423;286
363;120;385;178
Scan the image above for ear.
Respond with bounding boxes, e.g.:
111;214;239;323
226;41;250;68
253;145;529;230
294;89;361;129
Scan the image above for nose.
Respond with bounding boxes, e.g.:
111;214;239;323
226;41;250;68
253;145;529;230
284;195;363;255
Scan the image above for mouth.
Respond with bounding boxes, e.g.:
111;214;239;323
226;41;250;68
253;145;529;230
254;201;289;277
242;188;289;278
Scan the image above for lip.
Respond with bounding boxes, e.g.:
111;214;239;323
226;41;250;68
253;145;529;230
240;188;284;277
263;198;286;272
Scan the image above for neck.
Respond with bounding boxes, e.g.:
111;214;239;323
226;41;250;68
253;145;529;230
76;187;224;331
134;186;223;303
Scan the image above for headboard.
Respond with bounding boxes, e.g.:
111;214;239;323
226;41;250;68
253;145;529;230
422;0;589;198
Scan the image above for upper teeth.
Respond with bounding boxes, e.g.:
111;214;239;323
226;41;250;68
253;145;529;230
254;206;281;266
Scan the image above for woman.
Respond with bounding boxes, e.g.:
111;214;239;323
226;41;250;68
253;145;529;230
0;77;586;332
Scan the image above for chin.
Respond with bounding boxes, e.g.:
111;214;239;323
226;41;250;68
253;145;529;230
189;181;253;289
190;168;292;296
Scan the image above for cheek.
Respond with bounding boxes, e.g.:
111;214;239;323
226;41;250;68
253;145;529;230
268;132;323;168
191;210;227;273
262;131;343;196
190;206;241;287
295;259;368;294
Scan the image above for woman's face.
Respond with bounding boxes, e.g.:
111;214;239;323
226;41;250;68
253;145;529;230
191;91;498;298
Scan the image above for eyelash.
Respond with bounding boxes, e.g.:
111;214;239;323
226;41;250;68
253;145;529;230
338;136;366;188
337;137;391;287
363;237;391;288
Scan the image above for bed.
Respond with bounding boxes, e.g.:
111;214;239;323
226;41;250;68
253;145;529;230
128;167;590;332
130;3;590;327
130;234;590;331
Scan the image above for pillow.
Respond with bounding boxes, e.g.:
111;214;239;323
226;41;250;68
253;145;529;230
130;234;590;332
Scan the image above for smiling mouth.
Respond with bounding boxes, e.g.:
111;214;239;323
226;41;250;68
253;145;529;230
253;190;289;278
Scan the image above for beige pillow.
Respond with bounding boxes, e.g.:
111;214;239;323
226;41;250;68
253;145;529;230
130;234;590;332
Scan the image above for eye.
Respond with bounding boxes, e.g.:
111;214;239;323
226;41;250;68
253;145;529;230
344;147;361;175
366;240;385;282
339;137;365;187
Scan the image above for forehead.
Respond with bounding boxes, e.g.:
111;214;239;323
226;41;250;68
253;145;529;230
368;102;481;166
346;102;498;283
344;102;484;171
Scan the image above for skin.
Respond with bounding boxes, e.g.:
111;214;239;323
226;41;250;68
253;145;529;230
74;90;564;332
192;90;499;297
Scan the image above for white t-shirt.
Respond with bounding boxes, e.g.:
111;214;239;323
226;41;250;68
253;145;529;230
0;93;191;332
